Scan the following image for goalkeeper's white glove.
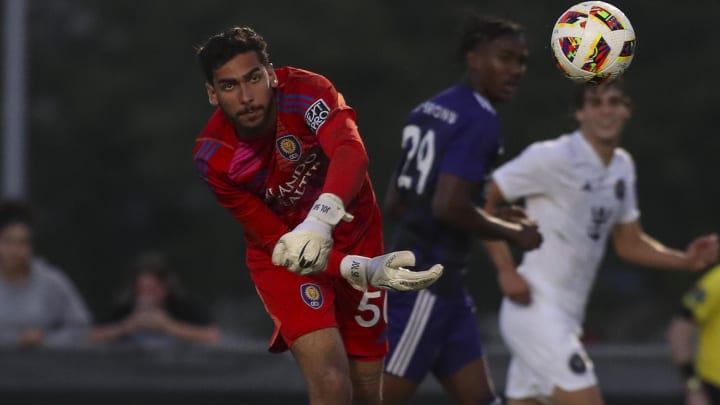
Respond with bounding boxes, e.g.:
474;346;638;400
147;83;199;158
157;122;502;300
340;251;444;292
271;193;354;275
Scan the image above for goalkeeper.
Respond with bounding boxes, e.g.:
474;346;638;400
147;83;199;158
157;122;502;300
193;26;441;405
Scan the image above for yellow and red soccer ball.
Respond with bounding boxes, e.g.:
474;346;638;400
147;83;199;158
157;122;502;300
550;1;636;83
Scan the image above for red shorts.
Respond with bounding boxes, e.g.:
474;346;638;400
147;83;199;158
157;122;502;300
248;217;387;360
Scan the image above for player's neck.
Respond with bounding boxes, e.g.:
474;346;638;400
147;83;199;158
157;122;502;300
0;263;31;284
581;131;617;166
462;75;497;107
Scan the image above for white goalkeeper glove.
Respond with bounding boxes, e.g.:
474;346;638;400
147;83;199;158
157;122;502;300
340;251;444;292
272;193;354;275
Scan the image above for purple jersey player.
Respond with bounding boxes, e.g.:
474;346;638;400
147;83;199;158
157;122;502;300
382;14;542;405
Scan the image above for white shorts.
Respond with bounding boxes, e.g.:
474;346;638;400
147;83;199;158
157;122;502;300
499;297;597;400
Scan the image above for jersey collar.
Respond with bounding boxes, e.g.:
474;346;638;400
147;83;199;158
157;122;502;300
572;130;618;168
472;91;496;115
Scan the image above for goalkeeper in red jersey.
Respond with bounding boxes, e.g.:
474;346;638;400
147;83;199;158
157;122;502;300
193;26;442;404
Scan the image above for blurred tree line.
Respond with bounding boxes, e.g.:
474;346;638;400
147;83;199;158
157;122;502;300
1;0;719;341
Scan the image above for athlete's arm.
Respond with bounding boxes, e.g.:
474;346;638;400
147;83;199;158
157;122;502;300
667;312;708;401
612;221;718;271
433;174;540;249
203;163;290;252
316;109;368;205
200;162;354;276
383;173;406;221
272;92;370;274
667;314;696;373
482;180;532;305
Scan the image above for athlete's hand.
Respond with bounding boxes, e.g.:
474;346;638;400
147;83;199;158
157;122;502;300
685;382;711;405
509;222;543;251
340;250;443;292
498;269;531;305
494;205;529;223
272;193;353;275
685;233;719;272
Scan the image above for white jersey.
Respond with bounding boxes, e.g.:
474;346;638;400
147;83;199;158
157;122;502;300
492;131;639;321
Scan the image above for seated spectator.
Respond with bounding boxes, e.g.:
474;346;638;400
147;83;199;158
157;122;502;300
90;252;220;346
0;199;91;348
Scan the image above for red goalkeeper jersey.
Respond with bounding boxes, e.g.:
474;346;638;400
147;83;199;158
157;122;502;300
193;66;382;272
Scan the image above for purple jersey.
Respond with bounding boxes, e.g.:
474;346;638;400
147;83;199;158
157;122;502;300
389;83;501;293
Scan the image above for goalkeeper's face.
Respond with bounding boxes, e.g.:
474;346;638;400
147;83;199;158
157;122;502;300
0;223;33;274
205;51;278;139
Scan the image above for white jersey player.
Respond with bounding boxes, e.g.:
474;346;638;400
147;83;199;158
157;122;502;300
483;80;719;405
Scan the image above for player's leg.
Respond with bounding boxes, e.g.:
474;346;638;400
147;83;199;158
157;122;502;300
383;288;448;404
500;298;600;405
249;256;351;404
552;385;603;405
334;213;389;404
439;357;497;405
291;327;353;404
504;356;548;405
434;292;498;405
382;373;420;404
348;358;384;405
335;283;386;404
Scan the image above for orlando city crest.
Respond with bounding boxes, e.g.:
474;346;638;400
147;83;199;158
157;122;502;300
615;179;626;201
300;283;323;309
276;135;302;161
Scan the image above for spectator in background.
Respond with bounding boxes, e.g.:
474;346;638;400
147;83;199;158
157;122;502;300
0;199;91;348
668;263;720;405
90;252;220;346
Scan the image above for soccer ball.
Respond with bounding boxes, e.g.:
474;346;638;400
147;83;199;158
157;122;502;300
550;1;636;83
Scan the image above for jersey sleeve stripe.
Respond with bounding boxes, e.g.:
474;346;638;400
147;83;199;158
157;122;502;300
283;93;315;103
194;141;221;182
278;106;307;115
281;100;312;108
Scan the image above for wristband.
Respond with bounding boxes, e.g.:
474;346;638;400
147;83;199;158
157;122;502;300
685;376;702;391
679;362;695;379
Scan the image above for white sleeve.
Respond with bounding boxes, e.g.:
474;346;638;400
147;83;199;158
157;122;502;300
492;142;552;202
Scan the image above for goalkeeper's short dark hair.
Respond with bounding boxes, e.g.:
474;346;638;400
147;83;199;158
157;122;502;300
197;26;270;83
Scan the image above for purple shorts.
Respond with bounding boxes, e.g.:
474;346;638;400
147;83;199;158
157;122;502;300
384;288;484;383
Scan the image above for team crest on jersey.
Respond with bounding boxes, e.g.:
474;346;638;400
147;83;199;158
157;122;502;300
276;135;302;161
615;179;626;200
305;99;330;133
300;283;324;309
568;352;588;374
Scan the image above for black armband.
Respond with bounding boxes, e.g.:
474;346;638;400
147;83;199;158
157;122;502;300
679;362;695;379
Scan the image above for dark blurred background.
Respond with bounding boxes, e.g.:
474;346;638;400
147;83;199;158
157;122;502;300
1;0;719;402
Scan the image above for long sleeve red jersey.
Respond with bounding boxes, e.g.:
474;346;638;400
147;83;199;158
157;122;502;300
193;67;382;274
